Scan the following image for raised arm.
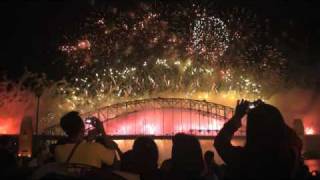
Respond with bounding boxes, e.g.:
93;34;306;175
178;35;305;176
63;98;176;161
91;117;123;158
214;100;248;165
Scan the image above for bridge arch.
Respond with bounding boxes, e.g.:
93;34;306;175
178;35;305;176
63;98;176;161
43;98;244;137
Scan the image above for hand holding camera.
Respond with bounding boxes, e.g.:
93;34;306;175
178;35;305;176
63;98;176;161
85;116;120;152
233;99;264;127
85;116;105;136
234;99;249;119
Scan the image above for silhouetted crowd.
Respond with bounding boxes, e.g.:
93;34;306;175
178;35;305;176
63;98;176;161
1;100;320;179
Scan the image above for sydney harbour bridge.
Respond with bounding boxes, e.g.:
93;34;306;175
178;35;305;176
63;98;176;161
43;98;245;138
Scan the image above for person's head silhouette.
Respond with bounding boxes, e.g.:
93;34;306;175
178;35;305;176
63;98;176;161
132;136;159;170
171;133;204;176
246;104;286;150
60;111;85;141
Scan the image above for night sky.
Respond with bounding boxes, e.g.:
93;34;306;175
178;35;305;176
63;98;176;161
0;0;319;80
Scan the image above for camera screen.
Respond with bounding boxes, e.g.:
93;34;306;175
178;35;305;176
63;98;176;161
85;119;92;124
249;104;255;109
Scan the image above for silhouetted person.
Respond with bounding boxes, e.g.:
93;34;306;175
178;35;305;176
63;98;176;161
203;151;220;180
120;150;135;172
55;111;116;168
214;100;302;179
120;136;160;180
164;133;204;180
160;159;172;175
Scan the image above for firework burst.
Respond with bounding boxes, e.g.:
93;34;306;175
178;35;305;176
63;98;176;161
56;2;287;112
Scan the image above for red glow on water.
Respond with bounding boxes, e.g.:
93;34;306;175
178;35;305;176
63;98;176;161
103;108;243;136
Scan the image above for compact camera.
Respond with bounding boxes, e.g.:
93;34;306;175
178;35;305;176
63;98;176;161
248;99;263;110
85;118;92;124
85;117;98;126
248;102;256;109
